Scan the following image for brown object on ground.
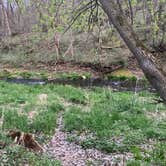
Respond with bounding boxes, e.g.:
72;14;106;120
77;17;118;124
0;141;6;149
8;130;43;152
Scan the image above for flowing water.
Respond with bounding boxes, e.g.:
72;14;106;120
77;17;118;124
1;77;155;92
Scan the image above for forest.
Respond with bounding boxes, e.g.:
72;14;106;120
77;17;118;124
0;0;166;165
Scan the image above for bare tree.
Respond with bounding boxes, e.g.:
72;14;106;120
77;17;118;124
0;0;11;36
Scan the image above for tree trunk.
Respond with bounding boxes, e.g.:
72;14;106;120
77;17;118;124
0;0;11;36
99;0;166;103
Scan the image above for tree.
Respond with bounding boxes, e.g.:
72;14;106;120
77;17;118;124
0;0;11;36
97;0;166;103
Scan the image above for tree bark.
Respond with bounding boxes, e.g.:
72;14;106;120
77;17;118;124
99;0;166;103
0;0;11;36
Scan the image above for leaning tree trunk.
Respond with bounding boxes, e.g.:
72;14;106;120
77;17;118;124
99;0;166;103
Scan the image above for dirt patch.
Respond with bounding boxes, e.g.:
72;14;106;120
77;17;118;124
47;131;133;166
147;111;166;120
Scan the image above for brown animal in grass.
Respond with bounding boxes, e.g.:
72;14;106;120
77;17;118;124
8;130;43;152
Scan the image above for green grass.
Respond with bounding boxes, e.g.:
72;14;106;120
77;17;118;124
127;143;166;166
3;109;29;132
0;82;65;165
48;85;87;104
0;145;61;166
64;88;166;164
0;82;65;135
56;72;91;80
0;81;166;165
30;104;63;135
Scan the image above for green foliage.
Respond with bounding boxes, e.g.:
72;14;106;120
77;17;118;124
107;75;137;81
106;69;137;81
0;81;64;136
19;72;33;79
127;160;141;166
0;80;166;165
52;85;87;104
0;70;91;81
31;103;63;135
80;138;128;153
31;111;56;135
0;70;12;79
64;88;166;155
0;145;61;166
0;81;65;165
0;70;50;80
3;109;29;132
56;72;91;80
127;143;166;165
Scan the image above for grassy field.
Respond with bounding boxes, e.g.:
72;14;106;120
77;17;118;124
0;80;166;165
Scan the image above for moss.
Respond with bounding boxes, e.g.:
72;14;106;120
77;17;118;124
56;72;91;80
0;70;92;81
107;69;137;81
19;72;33;79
